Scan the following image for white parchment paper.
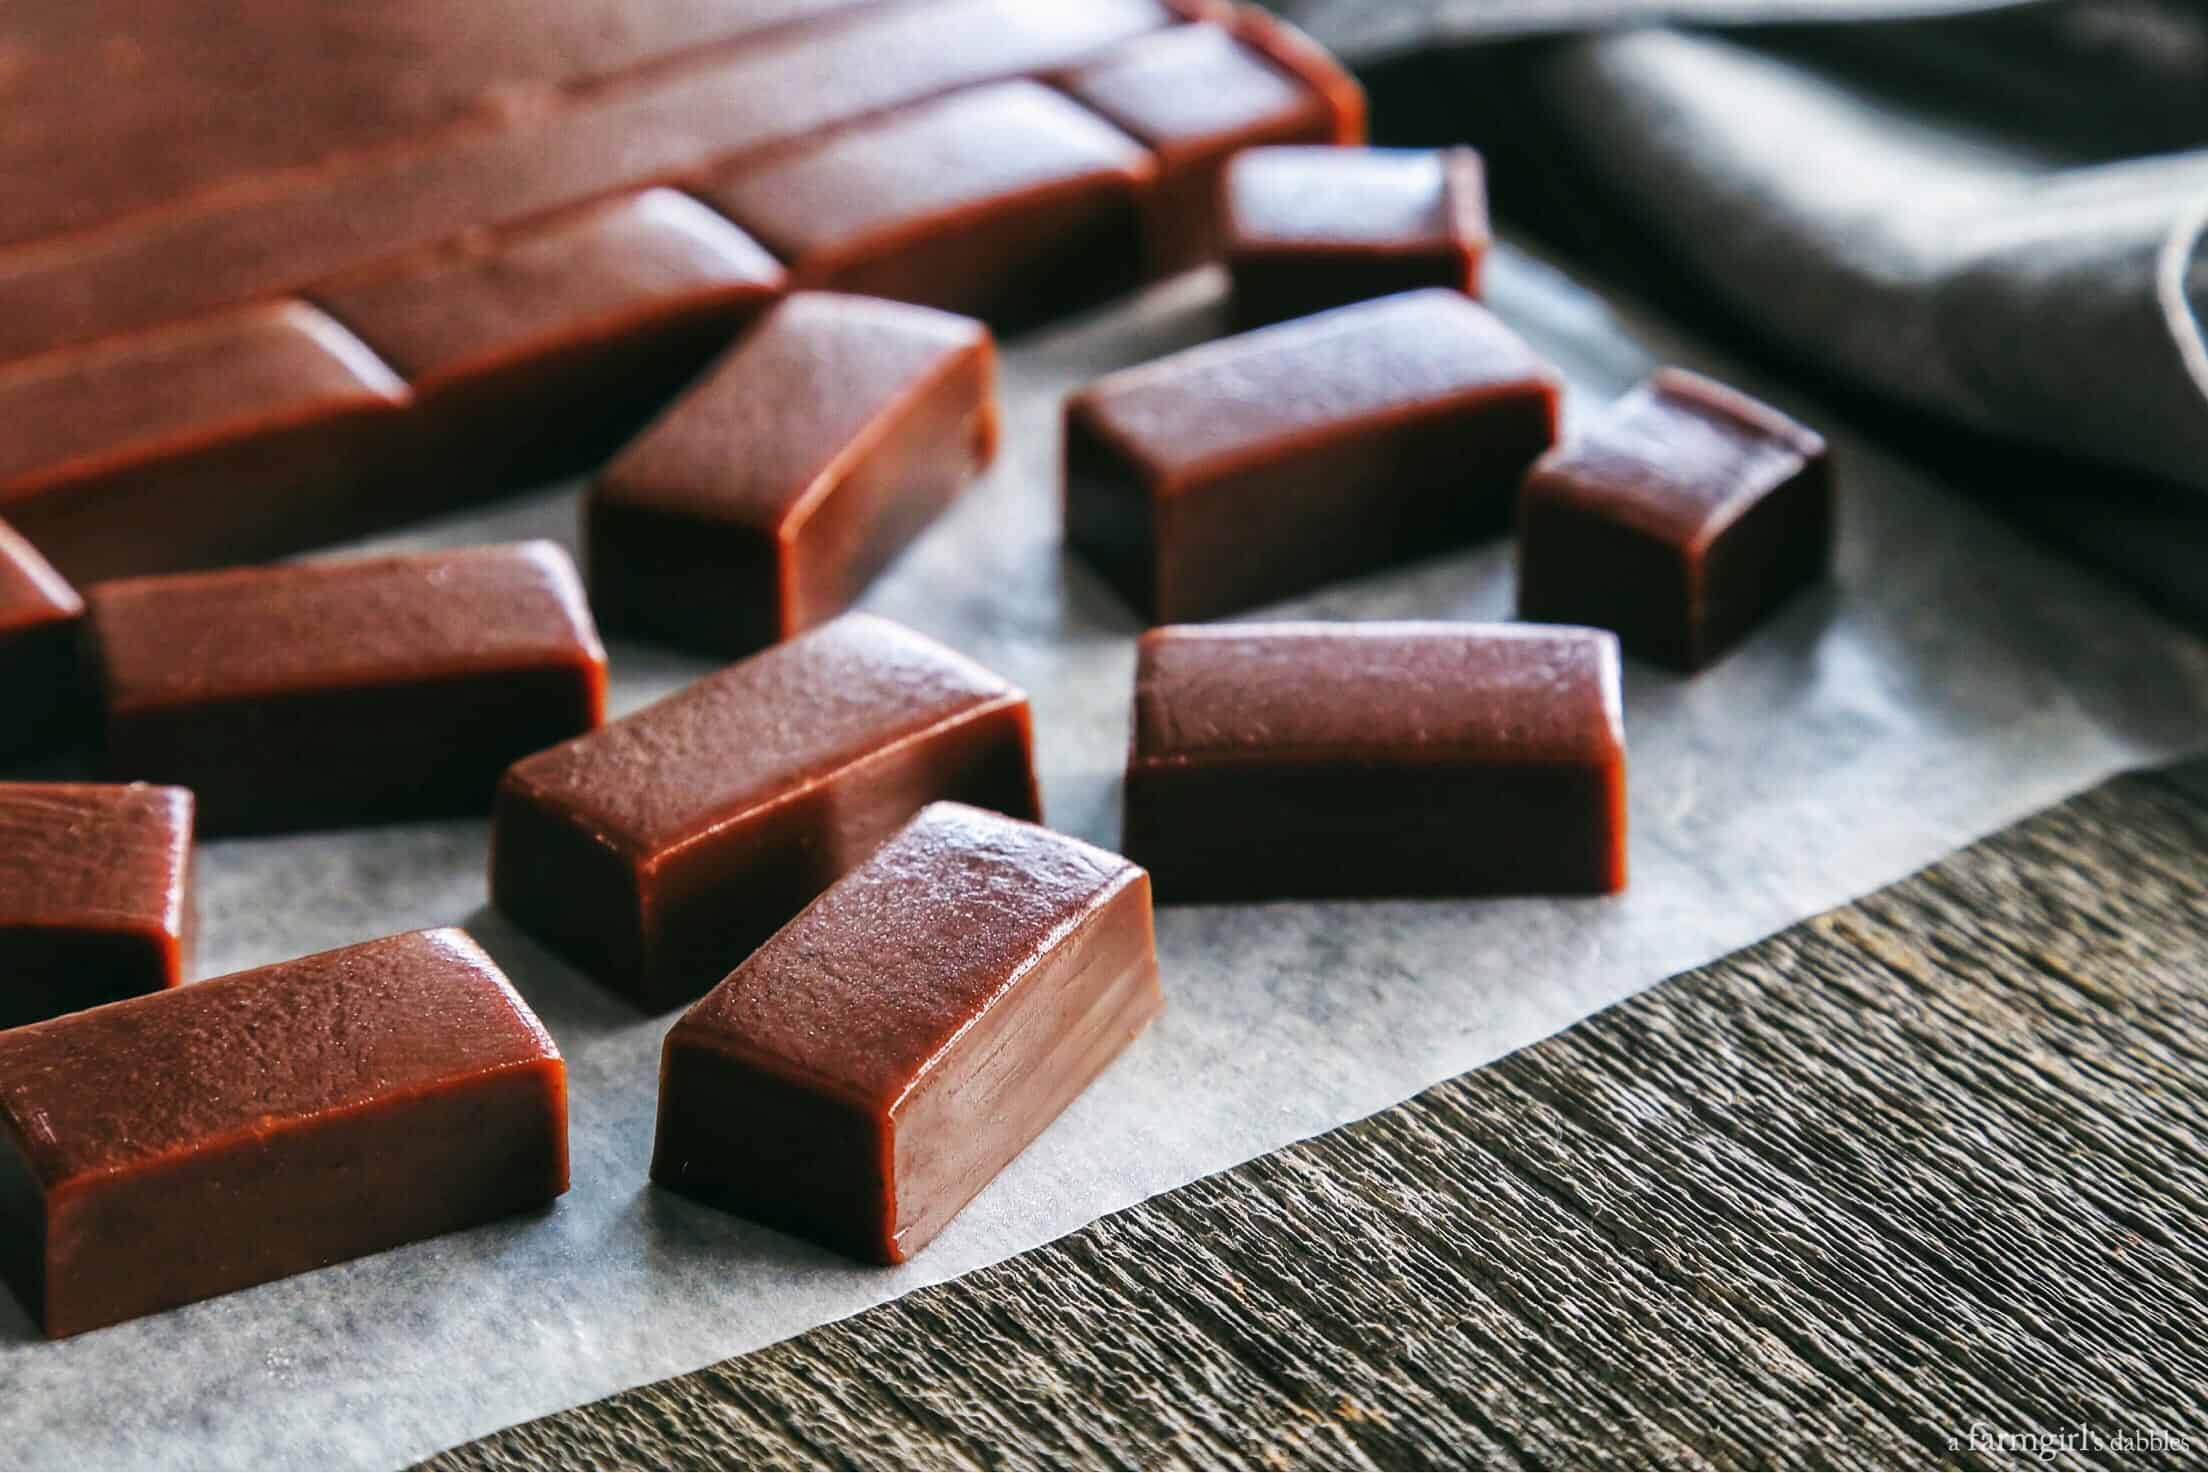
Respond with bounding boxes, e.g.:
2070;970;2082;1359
3;250;2204;1470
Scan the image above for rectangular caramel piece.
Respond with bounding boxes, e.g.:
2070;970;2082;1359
0;520;83;758
0;783;194;1032
704;82;1155;332
1065;289;1559;622
1224;146;1490;328
89;542;605;834
0;303;409;584
587;293;996;655
1055;12;1363;273
0;928;566;1338
492;613;1040;1009
652;801;1160;1263
315;189;787;503
1123;623;1627;900
1519;368;1833;671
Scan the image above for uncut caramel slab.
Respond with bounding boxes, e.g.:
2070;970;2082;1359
1065;289;1559;622
0;782;194;1032
587;293;995;655
89;542;605;834
0;0;1180;365
1123;622;1627;900
653;801;1160;1263
0;0;890;252
0;928;565;1338
493;613;1039;1010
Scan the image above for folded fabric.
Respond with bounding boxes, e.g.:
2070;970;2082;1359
1269;0;2208;623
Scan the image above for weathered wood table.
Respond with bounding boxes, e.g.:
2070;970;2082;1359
423;759;2208;1469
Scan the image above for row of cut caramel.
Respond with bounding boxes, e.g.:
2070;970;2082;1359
1066;281;1833;671
0;5;1361;586
0;288;1004;781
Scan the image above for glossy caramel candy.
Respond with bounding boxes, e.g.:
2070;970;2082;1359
0;521;83;759
0;304;409;584
1223;146;1489;328
1519;369;1833;671
1123;623;1627;900
1058;12;1363;273
652;801;1160;1263
316;189;786;501
88;542;605;834
0;782;193;1031
704;82;1153;332
1065;289;1558;622
492;613;1040;1010
586;293;996;656
0;928;566;1337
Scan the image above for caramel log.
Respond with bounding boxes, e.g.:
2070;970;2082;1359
315;189;786;500
0;521;84;759
0;928;565;1338
0;783;193;1031
1519;369;1834;671
0;303;409;584
0;0;1179;365
652;802;1159;1262
1123;623;1627;900
492;612;1039;1010
703;82;1154;332
1224;146;1489;328
88;542;605;834
1056;13;1363;274
587;293;995;655
1064;289;1558;622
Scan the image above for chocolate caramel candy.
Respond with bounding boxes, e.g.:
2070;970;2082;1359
491;613;1040;1010
1057;12;1363;273
1123;622;1627;900
0;928;566;1337
704;82;1153;332
652;801;1160;1263
1518;369;1833;671
586;293;996;656
1223;146;1489;328
1065;289;1559;622
0;782;194;1032
87;542;605;834
316;189;786;501
0;303;409;584
0;521;83;759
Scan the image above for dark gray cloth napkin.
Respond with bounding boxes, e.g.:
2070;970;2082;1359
1268;0;2208;624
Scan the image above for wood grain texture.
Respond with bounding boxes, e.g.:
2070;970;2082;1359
423;758;2208;1471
